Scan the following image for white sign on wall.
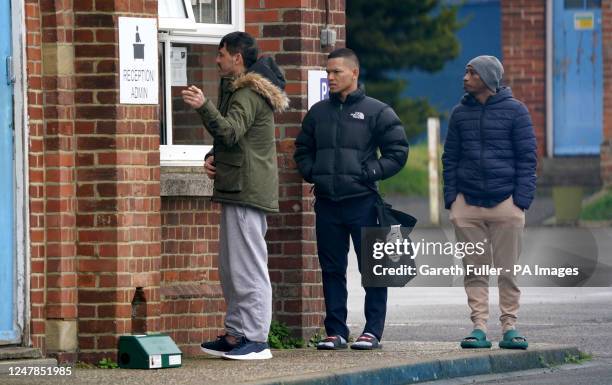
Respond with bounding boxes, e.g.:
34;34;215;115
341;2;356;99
307;70;329;110
119;17;158;104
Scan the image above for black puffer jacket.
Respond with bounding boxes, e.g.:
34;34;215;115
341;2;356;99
294;88;409;201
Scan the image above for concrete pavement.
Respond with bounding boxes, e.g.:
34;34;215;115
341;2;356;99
0;343;582;385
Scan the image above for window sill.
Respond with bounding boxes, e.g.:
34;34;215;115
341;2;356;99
161;166;214;197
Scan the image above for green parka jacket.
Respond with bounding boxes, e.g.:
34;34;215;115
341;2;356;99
197;58;289;212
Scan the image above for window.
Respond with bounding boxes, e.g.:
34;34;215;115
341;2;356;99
564;0;602;9
158;0;243;37
586;0;602;8
158;0;244;166
564;0;584;8
193;0;232;24
158;0;196;31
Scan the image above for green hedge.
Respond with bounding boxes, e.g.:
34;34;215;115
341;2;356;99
580;190;612;221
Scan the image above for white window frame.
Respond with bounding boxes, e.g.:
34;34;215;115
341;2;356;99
187;0;244;38
158;0;244;167
158;0;198;31
11;0;28;346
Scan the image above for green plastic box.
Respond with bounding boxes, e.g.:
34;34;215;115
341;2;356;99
118;334;182;369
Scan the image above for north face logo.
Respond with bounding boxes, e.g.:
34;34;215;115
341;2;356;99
350;112;365;120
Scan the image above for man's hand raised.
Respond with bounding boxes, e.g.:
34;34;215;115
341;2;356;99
181;85;207;109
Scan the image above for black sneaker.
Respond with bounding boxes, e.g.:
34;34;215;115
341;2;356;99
200;334;241;357
316;335;348;350
350;333;382;350
223;339;273;360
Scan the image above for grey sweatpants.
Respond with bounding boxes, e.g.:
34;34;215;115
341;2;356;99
218;203;272;342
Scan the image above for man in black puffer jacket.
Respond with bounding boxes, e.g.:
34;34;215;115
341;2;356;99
294;48;408;351
442;55;536;350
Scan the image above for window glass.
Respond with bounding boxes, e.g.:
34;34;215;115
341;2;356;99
170;43;219;145
192;0;231;24
159;0;188;18
586;0;601;8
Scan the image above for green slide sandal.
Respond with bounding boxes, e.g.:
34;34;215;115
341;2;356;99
499;329;528;350
460;329;492;349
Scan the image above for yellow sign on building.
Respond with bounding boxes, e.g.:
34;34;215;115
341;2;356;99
574;12;595;30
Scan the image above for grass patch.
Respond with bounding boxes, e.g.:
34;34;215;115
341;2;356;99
539;351;592;368
564;351;593;365
97;358;119;369
379;144;442;197
538;354;553;369
580;190;612;221
268;321;305;349
306;328;325;348
74;361;96;369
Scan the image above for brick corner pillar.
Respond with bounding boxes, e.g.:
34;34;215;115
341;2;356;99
39;0;79;364
601;0;612;186
246;1;346;339
73;0;161;363
26;0;47;355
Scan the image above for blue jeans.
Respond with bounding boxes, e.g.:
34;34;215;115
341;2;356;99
314;193;388;341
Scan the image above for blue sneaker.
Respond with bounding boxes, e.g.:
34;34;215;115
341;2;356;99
223;339;273;360
200;334;241;357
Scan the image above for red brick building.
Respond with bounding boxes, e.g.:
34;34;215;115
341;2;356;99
1;0;344;363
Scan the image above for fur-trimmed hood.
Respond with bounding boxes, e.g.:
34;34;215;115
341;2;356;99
231;57;289;113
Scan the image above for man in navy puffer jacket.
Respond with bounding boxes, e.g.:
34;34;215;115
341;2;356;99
442;55;536;350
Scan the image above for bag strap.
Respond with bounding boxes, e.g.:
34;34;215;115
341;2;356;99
365;181;383;200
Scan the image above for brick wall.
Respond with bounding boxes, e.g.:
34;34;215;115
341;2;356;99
39;0;79;362
24;0;347;361
26;0;46;353
25;0;163;363
73;0;162;364
160;197;225;356
500;0;546;158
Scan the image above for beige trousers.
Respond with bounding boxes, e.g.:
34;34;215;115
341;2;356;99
450;193;525;333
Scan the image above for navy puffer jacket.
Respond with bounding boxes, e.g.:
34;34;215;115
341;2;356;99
442;87;537;210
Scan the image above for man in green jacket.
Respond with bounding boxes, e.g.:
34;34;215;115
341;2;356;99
182;31;288;360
